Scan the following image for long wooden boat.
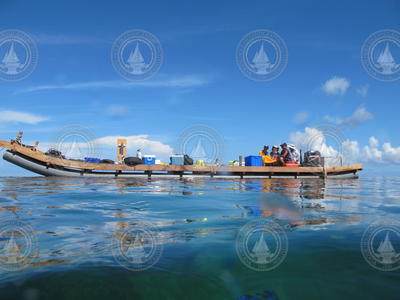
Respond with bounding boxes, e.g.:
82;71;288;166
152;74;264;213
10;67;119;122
0;137;362;179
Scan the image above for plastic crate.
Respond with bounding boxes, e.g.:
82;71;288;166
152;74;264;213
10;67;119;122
245;155;263;167
143;155;156;165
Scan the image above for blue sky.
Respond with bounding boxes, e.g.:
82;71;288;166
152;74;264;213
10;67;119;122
0;0;399;176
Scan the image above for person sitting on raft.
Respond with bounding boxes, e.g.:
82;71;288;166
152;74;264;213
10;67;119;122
270;145;279;160
278;143;294;166
259;145;269;156
259;145;277;166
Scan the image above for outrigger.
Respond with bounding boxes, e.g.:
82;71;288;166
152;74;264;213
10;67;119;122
0;132;363;179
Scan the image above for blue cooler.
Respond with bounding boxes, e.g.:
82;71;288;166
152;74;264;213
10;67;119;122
170;155;184;165
84;157;101;163
143;155;156;165
245;155;262;166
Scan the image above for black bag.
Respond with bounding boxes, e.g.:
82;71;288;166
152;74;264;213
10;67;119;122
184;154;194;165
100;159;115;164
124;157;143;166
45;148;65;159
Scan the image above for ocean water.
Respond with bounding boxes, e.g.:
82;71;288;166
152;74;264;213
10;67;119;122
0;176;399;300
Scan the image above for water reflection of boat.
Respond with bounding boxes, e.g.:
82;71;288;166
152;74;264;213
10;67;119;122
0;134;362;179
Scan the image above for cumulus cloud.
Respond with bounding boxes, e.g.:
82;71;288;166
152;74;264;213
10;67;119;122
41;134;173;161
363;136;400;164
324;106;374;128
95;135;173;157
364;137;383;163
289;128;400;165
342;139;360;163
322;76;350;95
289;127;342;166
0;110;48;124
340;106;374;127
382;143;400;164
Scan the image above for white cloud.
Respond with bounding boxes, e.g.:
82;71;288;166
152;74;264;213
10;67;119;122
340;106;374;127
289;128;400;165
369;136;379;148
322;76;350;95
16;75;209;94
342;139;360;163
289;127;341;166
294;111;310;125
324;106;374;128
363;136;400;164
356;85;369;97
364;137;383;163
106;105;128;116
40;134;173;161
382;143;400;164
94;135;173;157
0;110;48;124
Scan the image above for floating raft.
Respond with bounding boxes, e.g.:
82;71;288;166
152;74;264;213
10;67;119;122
0;140;363;179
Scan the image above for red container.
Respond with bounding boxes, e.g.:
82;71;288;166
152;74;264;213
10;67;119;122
285;161;299;167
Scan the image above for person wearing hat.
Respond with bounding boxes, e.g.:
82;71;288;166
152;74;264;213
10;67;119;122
279;143;291;166
287;144;300;163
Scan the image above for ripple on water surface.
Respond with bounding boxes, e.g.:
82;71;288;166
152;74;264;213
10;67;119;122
0;176;399;300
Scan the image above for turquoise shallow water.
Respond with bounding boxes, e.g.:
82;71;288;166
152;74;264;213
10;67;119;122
0;176;399;300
